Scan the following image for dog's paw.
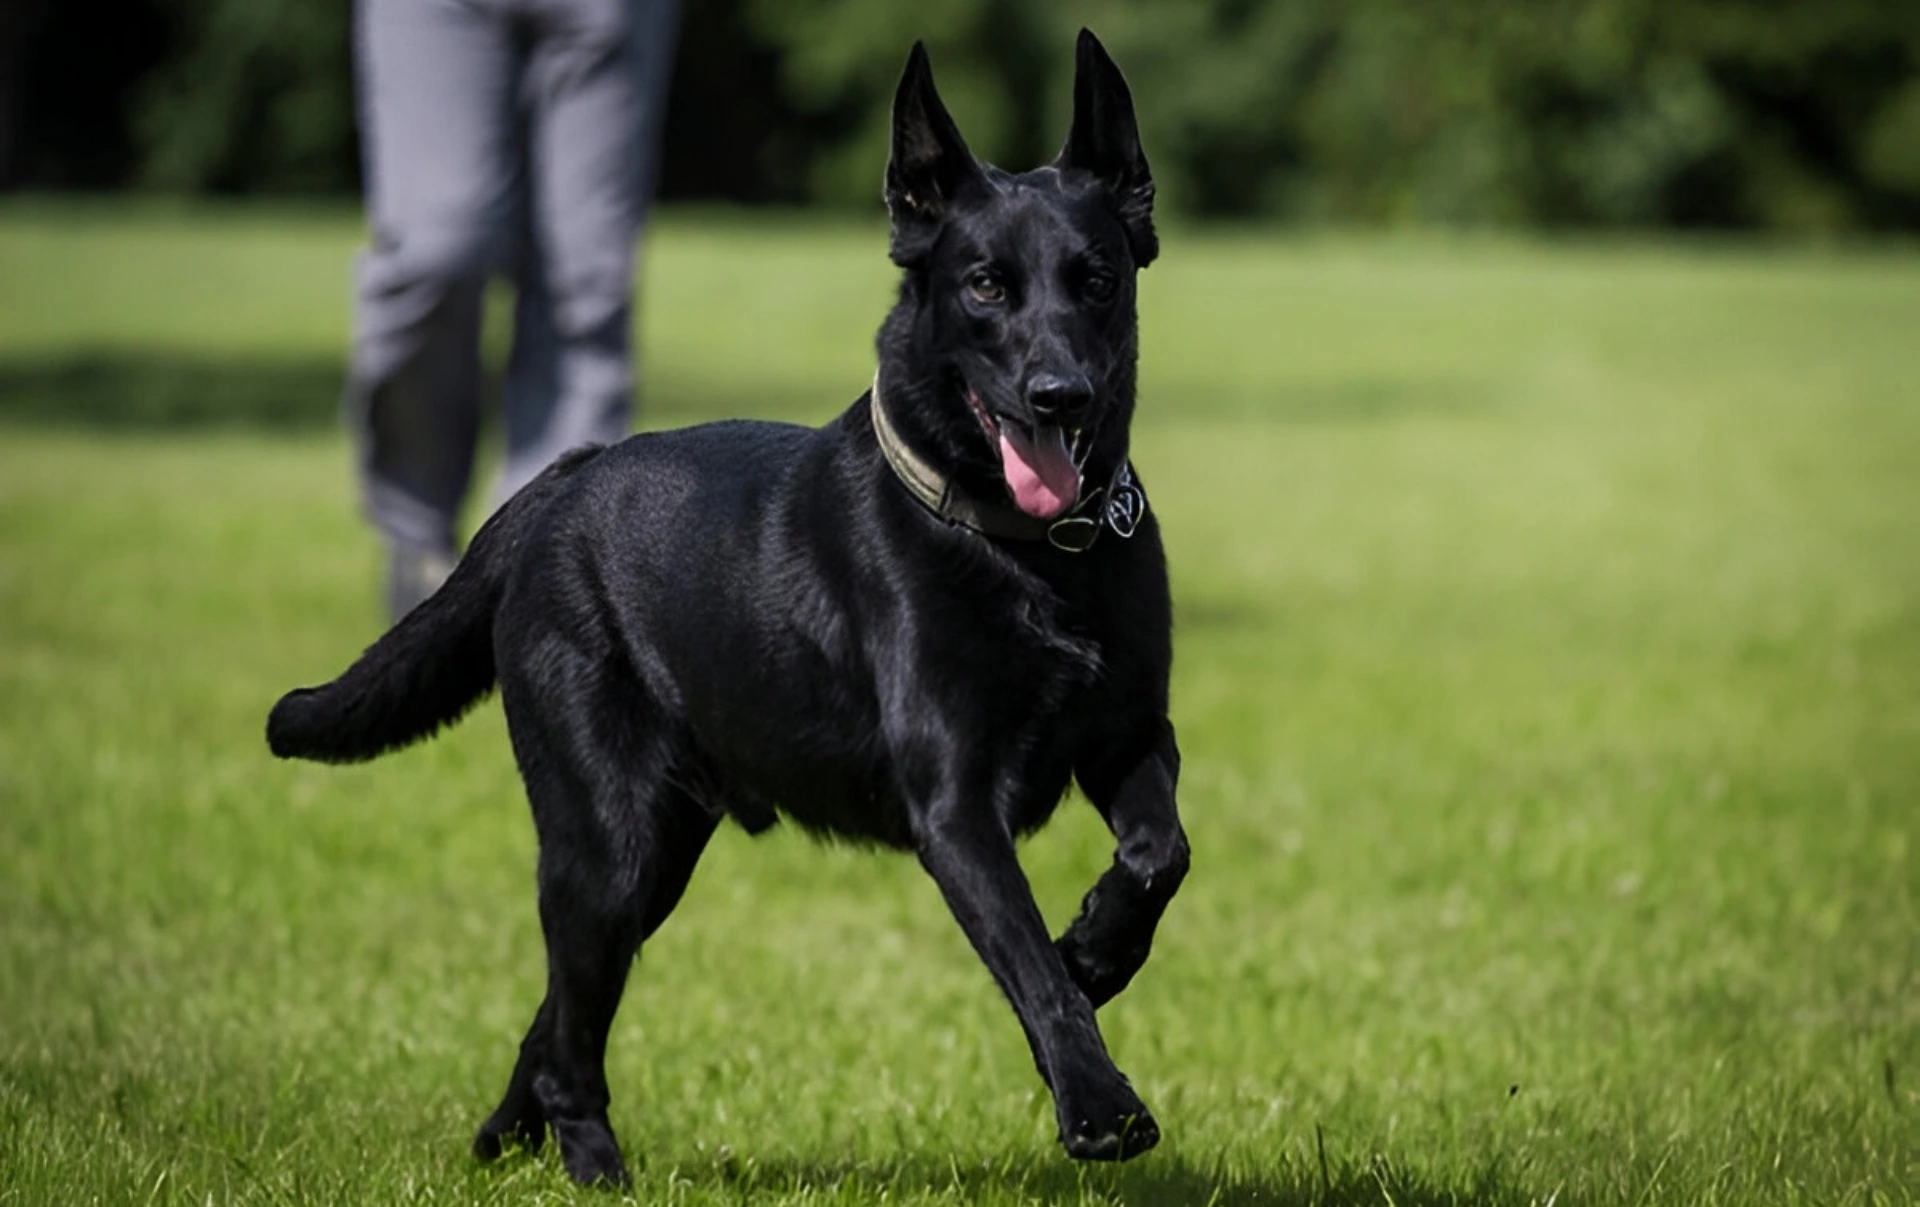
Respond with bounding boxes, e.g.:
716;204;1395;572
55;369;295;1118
551;1117;633;1188
1061;1107;1160;1161
1057;934;1149;1010
1056;1078;1160;1162
1067;932;1136;1005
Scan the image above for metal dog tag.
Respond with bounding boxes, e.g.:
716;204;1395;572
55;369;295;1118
1105;471;1144;539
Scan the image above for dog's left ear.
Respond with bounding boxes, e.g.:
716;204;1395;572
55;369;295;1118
1056;29;1157;268
885;42;988;266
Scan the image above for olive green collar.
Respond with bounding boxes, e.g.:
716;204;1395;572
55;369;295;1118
867;375;1144;553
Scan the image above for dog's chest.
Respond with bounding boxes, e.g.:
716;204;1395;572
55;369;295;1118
700;584;1104;848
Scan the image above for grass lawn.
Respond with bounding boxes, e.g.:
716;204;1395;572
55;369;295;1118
0;205;1915;1205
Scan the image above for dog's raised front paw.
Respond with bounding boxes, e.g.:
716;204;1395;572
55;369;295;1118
1057;933;1150;1009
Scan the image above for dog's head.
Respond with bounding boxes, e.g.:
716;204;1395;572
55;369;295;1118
876;30;1155;524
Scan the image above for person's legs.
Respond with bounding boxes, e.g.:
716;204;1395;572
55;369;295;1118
493;0;678;508
349;0;524;611
498;208;560;504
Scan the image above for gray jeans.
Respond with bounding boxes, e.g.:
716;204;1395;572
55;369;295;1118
348;0;678;554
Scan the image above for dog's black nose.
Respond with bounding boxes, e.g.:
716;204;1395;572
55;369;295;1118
1026;371;1094;423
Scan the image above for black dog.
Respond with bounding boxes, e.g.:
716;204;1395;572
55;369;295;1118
269;30;1187;1188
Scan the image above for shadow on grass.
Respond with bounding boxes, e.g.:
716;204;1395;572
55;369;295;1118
0;351;839;433
0;352;348;431
704;1151;1534;1207
474;1145;1543;1207
0;351;1490;435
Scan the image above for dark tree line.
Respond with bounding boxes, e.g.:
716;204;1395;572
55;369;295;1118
4;0;1918;230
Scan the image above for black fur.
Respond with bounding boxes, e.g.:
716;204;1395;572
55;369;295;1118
269;30;1188;1187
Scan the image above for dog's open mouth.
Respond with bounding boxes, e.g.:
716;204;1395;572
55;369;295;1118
966;387;1081;520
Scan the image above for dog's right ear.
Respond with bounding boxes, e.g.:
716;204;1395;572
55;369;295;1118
1058;29;1157;268
884;42;985;266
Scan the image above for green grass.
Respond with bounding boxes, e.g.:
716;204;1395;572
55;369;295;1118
1;204;1915;1206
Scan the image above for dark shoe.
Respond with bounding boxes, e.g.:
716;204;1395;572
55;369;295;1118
387;545;455;623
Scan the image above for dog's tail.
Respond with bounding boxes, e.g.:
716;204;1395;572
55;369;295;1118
267;446;604;764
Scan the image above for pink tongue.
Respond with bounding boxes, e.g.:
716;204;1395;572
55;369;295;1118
998;425;1080;519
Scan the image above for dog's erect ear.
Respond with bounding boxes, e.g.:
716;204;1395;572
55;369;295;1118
885;42;986;266
1057;29;1157;268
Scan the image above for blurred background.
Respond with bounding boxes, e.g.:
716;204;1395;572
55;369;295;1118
6;0;1920;230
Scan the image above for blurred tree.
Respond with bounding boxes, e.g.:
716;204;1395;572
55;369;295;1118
743;0;1059;204
2;0;1916;230
1068;0;1920;230
133;0;356;194
657;0;831;204
3;0;175;189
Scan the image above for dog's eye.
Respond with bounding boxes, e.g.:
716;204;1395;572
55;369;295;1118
967;271;1007;305
1082;272;1116;302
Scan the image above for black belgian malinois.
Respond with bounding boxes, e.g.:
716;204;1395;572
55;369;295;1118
270;29;1188;1187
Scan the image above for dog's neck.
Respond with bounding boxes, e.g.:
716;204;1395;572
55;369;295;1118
867;375;1145;553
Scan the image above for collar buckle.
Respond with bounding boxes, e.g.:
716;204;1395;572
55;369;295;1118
1046;515;1101;552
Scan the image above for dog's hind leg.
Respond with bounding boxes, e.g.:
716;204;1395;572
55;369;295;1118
472;996;553;1161
475;655;716;1186
474;776;715;1185
1057;720;1188;1009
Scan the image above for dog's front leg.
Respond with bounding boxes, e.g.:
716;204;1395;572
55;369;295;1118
1058;720;1188;1009
914;796;1161;1160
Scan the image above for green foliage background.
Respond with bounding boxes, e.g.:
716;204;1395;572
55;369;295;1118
6;0;1920;230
